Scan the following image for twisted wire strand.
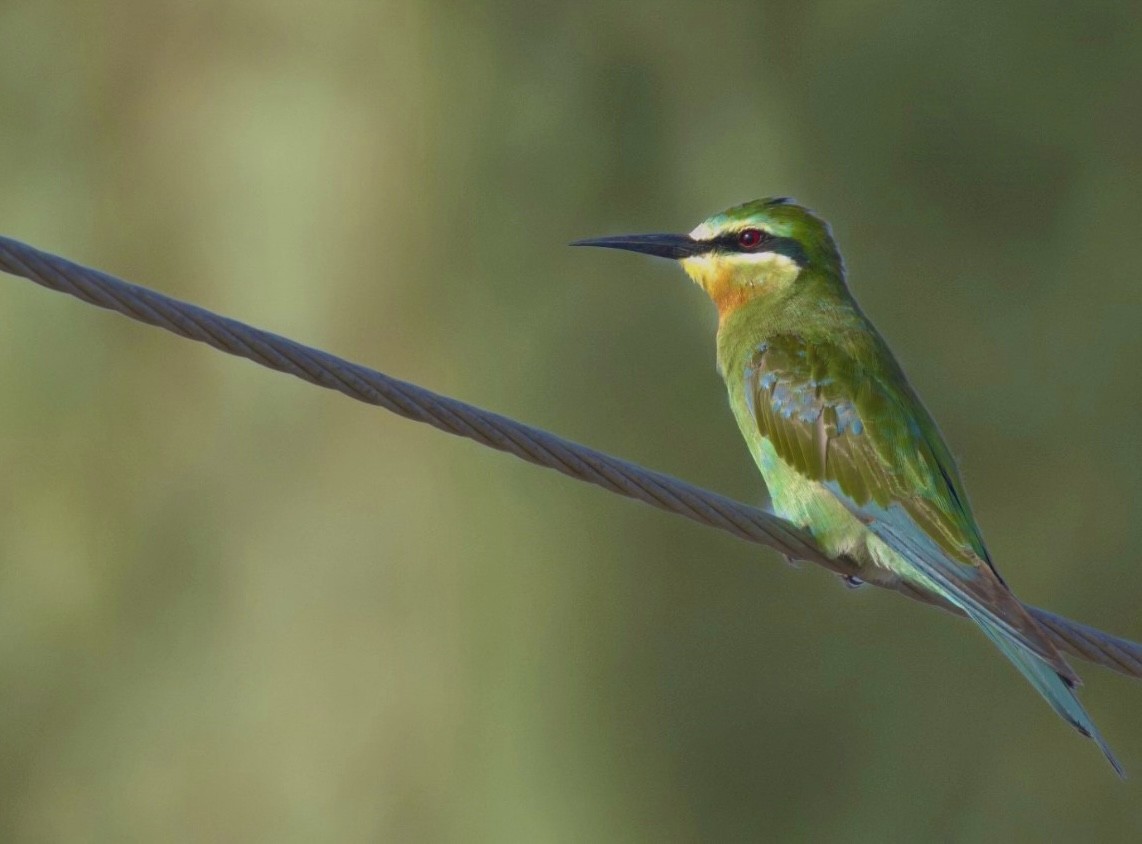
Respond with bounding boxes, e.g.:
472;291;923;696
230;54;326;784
1;234;1138;680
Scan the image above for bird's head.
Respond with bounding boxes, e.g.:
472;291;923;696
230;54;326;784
574;197;844;317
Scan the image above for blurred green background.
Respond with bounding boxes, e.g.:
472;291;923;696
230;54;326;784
0;1;1139;840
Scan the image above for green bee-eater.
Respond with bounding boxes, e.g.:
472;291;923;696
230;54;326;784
574;197;1122;776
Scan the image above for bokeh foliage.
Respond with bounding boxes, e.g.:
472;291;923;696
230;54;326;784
0;1;1140;840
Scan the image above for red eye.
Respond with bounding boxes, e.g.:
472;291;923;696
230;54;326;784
738;228;765;250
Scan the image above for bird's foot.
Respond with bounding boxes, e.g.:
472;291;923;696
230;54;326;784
782;554;801;569
839;574;864;589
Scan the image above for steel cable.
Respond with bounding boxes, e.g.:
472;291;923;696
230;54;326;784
1;234;1138;680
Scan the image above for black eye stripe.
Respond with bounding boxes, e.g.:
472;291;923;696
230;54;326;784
713;229;772;252
704;229;808;267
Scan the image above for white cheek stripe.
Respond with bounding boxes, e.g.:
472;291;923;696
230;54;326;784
682;251;800;273
726;251;799;270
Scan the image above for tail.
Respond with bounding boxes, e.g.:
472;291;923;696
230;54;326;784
972;614;1125;778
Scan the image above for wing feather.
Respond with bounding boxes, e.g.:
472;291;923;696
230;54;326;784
744;335;1075;680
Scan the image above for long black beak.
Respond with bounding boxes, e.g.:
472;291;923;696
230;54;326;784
570;233;705;260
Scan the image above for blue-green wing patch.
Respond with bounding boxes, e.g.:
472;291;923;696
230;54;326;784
745;334;1075;679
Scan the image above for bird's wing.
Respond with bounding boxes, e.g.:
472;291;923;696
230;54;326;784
745;334;1075;680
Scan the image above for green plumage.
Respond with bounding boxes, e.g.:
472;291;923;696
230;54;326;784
577;197;1124;776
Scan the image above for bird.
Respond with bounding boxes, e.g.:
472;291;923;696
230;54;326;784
573;197;1123;776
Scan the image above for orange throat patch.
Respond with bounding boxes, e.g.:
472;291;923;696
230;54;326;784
707;275;763;322
681;252;801;324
